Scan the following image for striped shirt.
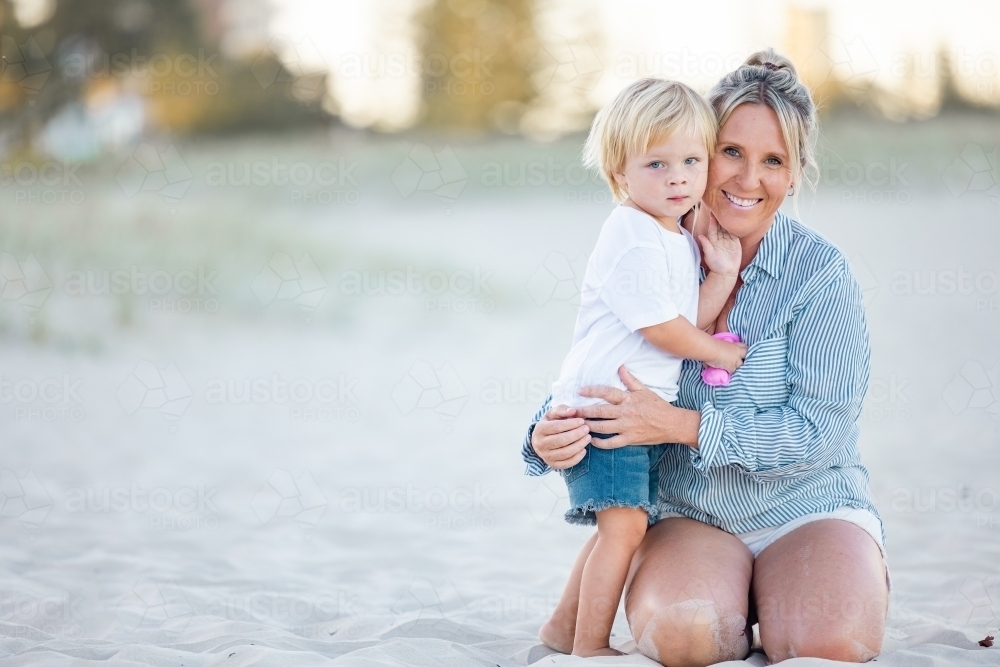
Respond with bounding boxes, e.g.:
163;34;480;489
522;211;883;538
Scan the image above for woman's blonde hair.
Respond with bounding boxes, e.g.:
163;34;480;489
583;78;717;203
707;48;818;191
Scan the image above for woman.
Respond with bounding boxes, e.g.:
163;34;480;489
523;49;888;666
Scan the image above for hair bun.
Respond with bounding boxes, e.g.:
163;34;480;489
744;48;798;80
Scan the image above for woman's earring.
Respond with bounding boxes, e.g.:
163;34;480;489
788;184;795;196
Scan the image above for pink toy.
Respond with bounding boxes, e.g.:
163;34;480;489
701;332;742;387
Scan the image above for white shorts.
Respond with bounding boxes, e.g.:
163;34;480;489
663;506;891;591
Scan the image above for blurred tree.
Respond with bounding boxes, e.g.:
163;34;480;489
0;0;330;152
416;0;539;133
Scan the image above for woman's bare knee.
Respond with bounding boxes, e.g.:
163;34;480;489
632;598;749;667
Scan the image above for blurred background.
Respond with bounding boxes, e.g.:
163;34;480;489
1;0;998;664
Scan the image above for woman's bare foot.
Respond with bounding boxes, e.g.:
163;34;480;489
538;616;575;654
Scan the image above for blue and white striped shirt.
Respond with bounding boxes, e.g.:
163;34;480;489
522;211;882;537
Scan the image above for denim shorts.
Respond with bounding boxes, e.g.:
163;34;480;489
560;428;667;526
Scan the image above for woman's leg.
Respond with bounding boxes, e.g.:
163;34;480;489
752;519;888;662
538;531;597;653
624;517;754;667
573;506;649;656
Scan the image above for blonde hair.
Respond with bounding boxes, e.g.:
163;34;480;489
583;78;718;203
707;48;818;191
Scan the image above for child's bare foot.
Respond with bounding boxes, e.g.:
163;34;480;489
572;646;624;657
538;616;575;654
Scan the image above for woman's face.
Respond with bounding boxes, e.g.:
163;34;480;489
703;103;794;243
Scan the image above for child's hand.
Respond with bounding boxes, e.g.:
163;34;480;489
707;340;748;374
697;212;741;278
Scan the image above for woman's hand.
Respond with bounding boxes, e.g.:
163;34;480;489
531;404;592;470
575;366;702;449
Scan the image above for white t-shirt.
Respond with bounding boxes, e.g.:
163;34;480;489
551;205;700;407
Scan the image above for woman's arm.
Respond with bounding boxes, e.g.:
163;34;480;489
690;266;870;479
575;365;702;449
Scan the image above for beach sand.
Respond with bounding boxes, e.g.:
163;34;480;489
1;128;998;665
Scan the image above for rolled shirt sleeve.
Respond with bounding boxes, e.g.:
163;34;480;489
522;394;554;475
690;265;870;481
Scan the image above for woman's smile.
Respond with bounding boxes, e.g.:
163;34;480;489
722;190;762;208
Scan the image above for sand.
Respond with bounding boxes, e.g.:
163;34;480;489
1;130;998;665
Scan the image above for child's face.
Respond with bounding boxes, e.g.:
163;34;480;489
613;130;709;221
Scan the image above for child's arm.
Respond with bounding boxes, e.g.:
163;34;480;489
639;316;747;372
692;210;742;330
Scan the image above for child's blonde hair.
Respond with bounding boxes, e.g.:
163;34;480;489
583;78;717;203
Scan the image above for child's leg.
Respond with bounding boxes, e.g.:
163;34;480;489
539;531;598;653
573;506;649;656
